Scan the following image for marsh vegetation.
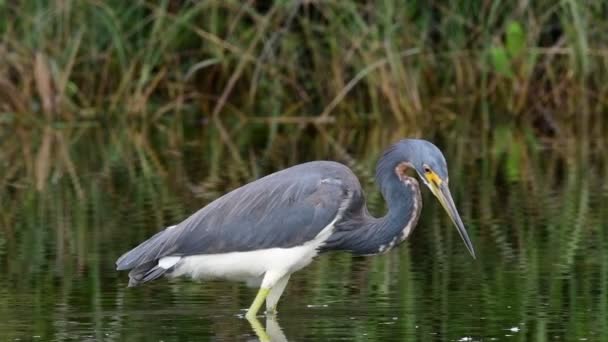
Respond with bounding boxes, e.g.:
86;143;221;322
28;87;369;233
0;1;606;340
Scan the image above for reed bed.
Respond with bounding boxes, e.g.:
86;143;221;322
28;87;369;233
1;1;606;188
0;1;608;255
0;2;607;339
0;0;606;270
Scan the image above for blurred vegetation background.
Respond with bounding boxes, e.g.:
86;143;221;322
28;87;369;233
2;0;606;190
2;0;607;259
2;0;607;271
1;1;607;340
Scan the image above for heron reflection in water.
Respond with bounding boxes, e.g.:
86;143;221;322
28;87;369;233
116;139;476;322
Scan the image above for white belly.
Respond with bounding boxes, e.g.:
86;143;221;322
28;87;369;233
167;243;320;286
157;206;344;287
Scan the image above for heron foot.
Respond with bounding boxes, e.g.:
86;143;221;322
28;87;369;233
246;287;270;319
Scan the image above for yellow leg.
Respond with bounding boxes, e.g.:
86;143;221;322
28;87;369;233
245;287;269;319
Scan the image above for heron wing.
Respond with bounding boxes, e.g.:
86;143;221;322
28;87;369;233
116;161;359;271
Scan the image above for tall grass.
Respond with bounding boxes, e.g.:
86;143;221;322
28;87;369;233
1;1;606;194
0;0;607;291
0;3;607;339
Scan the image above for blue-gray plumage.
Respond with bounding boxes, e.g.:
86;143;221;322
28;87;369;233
116;139;476;319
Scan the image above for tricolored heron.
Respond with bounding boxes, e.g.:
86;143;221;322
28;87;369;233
116;139;475;319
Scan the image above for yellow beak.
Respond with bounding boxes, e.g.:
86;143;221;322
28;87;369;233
427;175;476;258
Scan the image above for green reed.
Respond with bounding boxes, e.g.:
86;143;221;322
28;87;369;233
2;1;607;193
0;3;607;339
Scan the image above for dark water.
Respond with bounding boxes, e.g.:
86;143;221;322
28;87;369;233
1;150;606;341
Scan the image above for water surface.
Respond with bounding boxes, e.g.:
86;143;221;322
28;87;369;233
1;148;605;341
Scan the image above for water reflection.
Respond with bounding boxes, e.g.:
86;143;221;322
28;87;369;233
247;315;287;342
0;147;606;341
0;251;605;341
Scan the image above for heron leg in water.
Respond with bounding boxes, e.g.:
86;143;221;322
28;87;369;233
266;274;291;315
246;287;270;319
246;270;288;319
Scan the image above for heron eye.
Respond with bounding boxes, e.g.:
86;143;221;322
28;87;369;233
423;166;431;173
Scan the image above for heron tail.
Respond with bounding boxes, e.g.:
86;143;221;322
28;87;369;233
116;228;174;271
126;260;169;287
116;226;181;287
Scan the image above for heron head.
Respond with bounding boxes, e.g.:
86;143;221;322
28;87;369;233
393;139;476;258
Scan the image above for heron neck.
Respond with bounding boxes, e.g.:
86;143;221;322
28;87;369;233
325;173;421;255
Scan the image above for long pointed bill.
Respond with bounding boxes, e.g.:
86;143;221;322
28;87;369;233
429;182;476;258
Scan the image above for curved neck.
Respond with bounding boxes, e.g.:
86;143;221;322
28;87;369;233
324;163;422;255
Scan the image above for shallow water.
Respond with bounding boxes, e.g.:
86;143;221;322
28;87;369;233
1;149;606;341
2;249;604;341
